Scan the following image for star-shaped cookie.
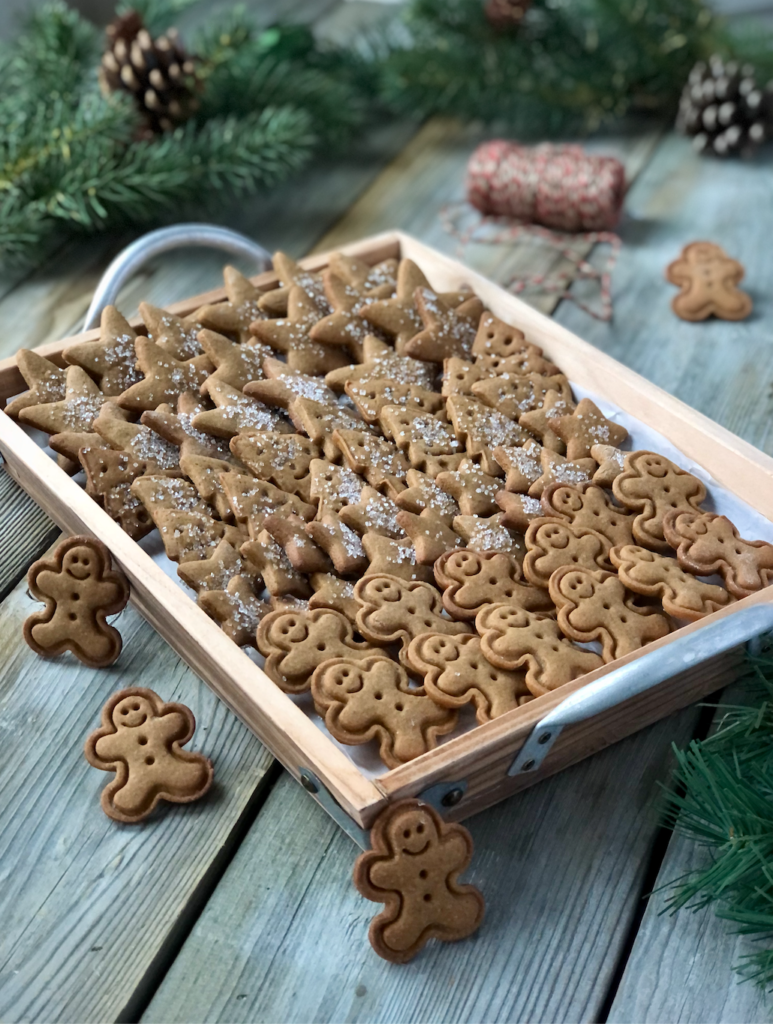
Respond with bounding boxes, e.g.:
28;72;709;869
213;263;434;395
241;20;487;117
251;286;349;376
197;329;273;391
63;305;142;396
116;339;213;413
550;398;628;460
194;265;268;343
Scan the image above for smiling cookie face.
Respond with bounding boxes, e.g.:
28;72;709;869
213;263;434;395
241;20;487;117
62;545;101;581
112;693;154;728
386;806;438;856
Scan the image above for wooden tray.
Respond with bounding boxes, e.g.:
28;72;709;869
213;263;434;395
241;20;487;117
2;229;772;836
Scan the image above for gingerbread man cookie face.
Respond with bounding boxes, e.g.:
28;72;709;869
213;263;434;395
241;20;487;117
434;549;553;620
475;604;603;696
311;656;457;767
257;607;375;693
523;518;613;589
609;543;732;621
666;242;752;322
662;509;773;599
354;799;485;963
24;536;130;668
612;451;707;552
84;687;213;823
549;565;671;662
406;632;530;722
354;574;473;650
542;482;635;548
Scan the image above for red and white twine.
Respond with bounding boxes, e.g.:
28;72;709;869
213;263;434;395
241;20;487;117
443;140;627;320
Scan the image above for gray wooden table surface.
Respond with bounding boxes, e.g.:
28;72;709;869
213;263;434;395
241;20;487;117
1;2;772;1022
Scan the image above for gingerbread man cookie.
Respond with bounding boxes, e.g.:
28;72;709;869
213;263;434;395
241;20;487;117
523;518;613;589
84;687;213;823
542;482;635;548
354;574;473;652
434;549;553;620
476;605;603;696
662;509;773;599
405;633;531;722
666;241;752;322
354;799;485;963
24;536;130;668
549;565;671;662
311;656;457;768
612;451;707;551
609;544;733;621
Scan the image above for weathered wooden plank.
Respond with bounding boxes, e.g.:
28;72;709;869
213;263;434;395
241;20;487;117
0;571;276;1024
0;472;59;601
141;706;702;1024
553;133;773;458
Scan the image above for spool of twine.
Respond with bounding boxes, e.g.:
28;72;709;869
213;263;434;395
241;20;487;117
465;140;626;232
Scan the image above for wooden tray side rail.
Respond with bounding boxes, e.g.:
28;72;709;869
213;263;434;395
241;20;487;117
2;230;772;833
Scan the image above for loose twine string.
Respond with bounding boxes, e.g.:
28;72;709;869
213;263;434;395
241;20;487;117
441;140;626;321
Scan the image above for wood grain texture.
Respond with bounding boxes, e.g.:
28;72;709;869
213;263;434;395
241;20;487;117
0;471;59;601
0;573;275;1024
142;706;700;1024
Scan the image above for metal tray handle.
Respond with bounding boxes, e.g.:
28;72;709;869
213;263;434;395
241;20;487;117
83;224;272;330
509;603;773;776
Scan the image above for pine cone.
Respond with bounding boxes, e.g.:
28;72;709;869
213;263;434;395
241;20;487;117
484;0;531;32
677;55;773;157
99;9;200;135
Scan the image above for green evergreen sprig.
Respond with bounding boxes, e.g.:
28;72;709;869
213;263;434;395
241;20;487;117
663;649;773;988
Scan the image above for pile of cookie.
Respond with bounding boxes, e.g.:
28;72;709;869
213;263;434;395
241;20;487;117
7;252;773;770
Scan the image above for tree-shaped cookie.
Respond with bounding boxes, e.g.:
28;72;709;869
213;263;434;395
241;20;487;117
665;242;752;322
662;509;773;599
256;606;375;693
311;656;457;767
523;518;613;589
476;604;603;696
434;548;553;620
609;543;733;621
84;687;213;823
24;536;130;668
406;632;531;722
353;799;485;963
549;565;671;663
612;451;707;551
230;433;321;503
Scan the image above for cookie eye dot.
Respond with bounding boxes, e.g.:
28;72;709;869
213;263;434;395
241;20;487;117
145;756;155;766
416;824;424;834
423;893;432;902
395;702;404;711
132;703;140;711
72;593;80;601
68;612;77;621
139;736;147;745
419;869;428;879
374;691;383;700
403;829;411;838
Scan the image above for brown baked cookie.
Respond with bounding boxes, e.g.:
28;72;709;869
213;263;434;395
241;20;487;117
197;329;273;392
435;459;502;517
609;543;733;621
257;251;331;317
241;529;311;598
18;365;104;440
177;538;251;593
406;632;531;722
471;312;550;368
542;482;635;547
549;565;671;662
328;253;398;297
346;378;445;424
361;533;434;584
24;536;130;668
662;509;773;599
84;687;213;823
379;405;465;477
308;272;375;358
395;508;462;565
453;513;525;557
230;433;321;503
306;513;369;575
354;259;429;352
198;575;269;647
94;401;182;474
179;454;241;521
245;357;337;409
612;451;707;552
442;357;483;397
446;394;531;476
434;548;553;620
5;349;68;420
591;444;626;488
78;447;152;540
289;396;372;462
395;469;461;525
523;518;613;589
549;398;628;460
192;265;269;343
472;372;572;421
325;336;437;394
251;285;348;377
492;440;543;494
63;305;142;396
308;573;359;621
116;339;212;413
403;288;484;363
353;800;484;964
263;513;333;574
339;485;405;538
354;574;473;651
139;302;205;358
528;448;596;498
311;656;457;768
495;491;545;533
309;458;364;514
518;390;575;453
154;509;229;563
476;604;603;696
140;391;232;462
194;380;292;439
221;472;316;527
332;429;409;493
666;241;752;322
131;475;211;525
256;606;374;693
